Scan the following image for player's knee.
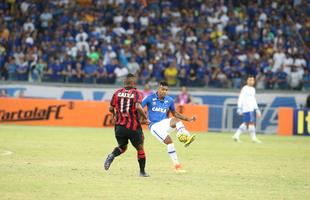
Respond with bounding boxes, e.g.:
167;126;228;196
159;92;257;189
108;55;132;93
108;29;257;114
248;125;255;131
119;145;127;153
164;136;173;144
134;144;144;151
170;117;179;128
137;149;145;159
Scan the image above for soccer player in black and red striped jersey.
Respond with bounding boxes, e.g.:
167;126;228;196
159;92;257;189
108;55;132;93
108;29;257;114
104;73;151;177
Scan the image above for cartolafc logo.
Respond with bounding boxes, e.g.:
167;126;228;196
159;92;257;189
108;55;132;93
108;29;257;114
0;104;71;122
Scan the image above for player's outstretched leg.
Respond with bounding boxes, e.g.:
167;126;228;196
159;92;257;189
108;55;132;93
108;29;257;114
173;118;196;147
104;146;126;170
184;134;196;147
166;142;186;173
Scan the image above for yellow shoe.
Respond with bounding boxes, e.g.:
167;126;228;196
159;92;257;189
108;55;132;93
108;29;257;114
175;164;186;173
184;134;196;147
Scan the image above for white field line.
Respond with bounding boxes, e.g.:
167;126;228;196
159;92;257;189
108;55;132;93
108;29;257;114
1;150;13;156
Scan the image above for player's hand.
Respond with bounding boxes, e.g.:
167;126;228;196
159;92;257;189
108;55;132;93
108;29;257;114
237;108;243;116
256;110;262;118
188;115;197;122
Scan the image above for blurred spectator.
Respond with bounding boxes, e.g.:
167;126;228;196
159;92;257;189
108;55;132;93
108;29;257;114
175;86;193;113
138;62;151;85
302;68;310;91
141;83;153;98
272;48;286;72
88;46;100;64
0;89;8;97
176;87;193;106
114;64;129;86
275;66;289;90
178;67;187;87
187;68;199;87
96;61;108;84
30;58;46;82
264;66;275;90
16;57;29;81
83;58;98;84
18;89;25;98
1;24;10;42
127;56;140;76
210;68;230;88
5;57;17;80
164;61;178;86
289;66;303;90
68;62;84;83
230;68;242;89
256;70;265;90
43;58;65;83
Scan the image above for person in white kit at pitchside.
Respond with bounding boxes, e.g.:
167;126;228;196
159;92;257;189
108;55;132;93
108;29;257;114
233;75;262;143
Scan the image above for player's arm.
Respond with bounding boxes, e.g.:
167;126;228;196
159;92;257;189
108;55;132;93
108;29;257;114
141;95;148;108
137;92;150;124
136;102;150;123
171;110;196;122
109;105;115;115
170;98;196;122
109;93;116;116
253;92;261;118
237;88;244;115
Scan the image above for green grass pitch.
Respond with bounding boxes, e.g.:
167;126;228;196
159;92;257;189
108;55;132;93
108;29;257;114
0;125;310;200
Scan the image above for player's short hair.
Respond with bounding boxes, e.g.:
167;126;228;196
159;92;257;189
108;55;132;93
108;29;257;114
159;81;168;87
124;73;136;86
246;74;255;80
126;73;136;79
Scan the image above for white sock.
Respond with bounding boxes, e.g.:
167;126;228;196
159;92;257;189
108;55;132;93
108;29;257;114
176;121;185;132
249;125;257;140
234;123;247;139
167;143;179;165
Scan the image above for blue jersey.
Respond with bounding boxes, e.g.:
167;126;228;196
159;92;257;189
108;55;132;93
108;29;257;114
142;93;175;128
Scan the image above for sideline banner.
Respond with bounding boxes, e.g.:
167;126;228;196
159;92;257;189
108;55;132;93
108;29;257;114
0;98;109;127
293;109;310;136
278;107;310;136
1;84;307;133
278;107;293;136
0;98;208;131
171;104;208;132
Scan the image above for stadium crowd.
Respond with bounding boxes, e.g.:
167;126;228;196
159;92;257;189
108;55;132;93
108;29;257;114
0;0;309;90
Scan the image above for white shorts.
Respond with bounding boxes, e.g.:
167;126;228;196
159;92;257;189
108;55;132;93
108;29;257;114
150;118;176;144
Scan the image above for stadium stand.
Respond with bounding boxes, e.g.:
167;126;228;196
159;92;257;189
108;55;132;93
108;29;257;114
0;0;308;90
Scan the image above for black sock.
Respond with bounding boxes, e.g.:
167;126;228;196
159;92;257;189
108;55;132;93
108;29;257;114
111;147;122;157
138;158;146;173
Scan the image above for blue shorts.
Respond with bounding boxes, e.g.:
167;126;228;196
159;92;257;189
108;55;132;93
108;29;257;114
243;111;255;123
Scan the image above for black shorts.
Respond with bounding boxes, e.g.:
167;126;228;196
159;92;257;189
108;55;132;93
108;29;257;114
115;125;144;148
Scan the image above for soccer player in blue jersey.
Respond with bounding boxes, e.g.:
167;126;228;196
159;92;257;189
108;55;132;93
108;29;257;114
142;81;196;172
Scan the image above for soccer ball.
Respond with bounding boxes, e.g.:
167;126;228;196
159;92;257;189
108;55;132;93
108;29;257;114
177;133;188;143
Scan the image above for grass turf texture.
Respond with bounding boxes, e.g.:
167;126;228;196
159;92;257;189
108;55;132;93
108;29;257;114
0;125;310;200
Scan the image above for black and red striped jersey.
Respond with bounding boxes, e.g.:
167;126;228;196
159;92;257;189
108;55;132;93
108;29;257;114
110;87;143;131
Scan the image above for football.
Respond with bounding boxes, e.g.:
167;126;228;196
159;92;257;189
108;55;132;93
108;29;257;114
177;133;188;143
